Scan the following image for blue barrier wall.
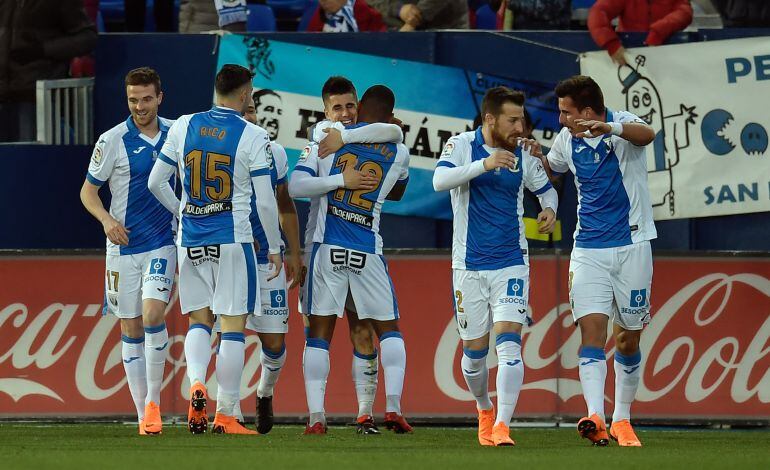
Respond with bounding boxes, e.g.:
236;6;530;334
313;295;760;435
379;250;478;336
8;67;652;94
2;30;769;251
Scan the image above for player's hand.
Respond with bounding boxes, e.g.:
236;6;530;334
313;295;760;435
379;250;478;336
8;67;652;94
537;207;557;234
519;138;543;158
390;116;404;129
285;251;303;290
399;4;422;26
342;166;378;190
318;128;344;158
575;119;612;138
102;216;130;245
483;150;516;171
611;47;628;66
266;253;283;281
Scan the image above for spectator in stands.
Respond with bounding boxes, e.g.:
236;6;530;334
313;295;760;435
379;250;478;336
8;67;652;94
179;0;248;32
506;0;571;29
0;0;97;142
125;0;175;31
306;0;387;32
713;0;770;27
368;0;469;30
588;0;693;65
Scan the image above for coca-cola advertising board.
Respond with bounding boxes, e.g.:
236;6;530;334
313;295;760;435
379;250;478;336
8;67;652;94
1;255;769;420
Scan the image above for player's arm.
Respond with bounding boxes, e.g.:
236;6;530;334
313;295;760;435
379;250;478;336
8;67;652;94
318;123;404;158
148;121;182;214
522;148;559;234
433;138;516;191
574;115;655;146
251;134;283;280
289;145;376;198
273;145;303;289
545;131;571;175
80;135;129;245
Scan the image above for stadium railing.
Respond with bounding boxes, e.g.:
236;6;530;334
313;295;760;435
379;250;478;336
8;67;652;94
36;77;95;145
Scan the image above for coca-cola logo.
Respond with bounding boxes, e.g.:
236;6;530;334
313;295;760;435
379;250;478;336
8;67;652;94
434;273;770;407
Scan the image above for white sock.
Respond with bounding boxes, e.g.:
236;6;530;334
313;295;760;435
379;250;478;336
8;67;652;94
258;344;287;398
121;335;147;421
613;351;642;422
303;338;330;426
578;346;607;421
233;398;243;422
144;324;168;406
461;348;493;410
380;332;406;415
184;324;212;386
494;333;524;425
352;349;378;418
216;332;245;416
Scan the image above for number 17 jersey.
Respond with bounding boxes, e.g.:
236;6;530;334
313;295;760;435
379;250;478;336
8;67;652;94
158;106;272;247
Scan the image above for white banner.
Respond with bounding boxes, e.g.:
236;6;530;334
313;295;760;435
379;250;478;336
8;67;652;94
580;37;770;220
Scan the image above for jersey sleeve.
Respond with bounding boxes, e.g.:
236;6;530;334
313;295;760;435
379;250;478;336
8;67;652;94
342;123;403;144
158;118;184;167
86;133;117;186
272;142;289;185
294;143;320;176
397;144;410;182
613;110;647;125
436;135;470;168
522;148;552;195
312;120;345;143
546;130;571;174
247;128;271;176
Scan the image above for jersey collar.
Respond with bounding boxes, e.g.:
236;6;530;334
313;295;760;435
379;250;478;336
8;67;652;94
211;105;241;116
125;115;169;137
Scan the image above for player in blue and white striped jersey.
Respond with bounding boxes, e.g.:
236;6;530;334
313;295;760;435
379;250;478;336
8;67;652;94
546;75;657;447
79;67;175;435
433;87;558;447
148;64;282;435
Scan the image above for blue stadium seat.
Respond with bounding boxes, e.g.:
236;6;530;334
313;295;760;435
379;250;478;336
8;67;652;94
297;0;319;31
475;4;498;30
267;0;310;17
247;4;277;32
571;0;596;9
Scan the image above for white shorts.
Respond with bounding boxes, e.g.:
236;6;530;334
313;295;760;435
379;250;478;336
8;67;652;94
104;245;176;319
569;240;652;330
452;265;530;341
308;243;397;321
177;243;259;317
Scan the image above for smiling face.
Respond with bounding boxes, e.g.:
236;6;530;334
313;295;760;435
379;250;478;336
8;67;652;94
126;84;162;129
255;92;282;139
324;92;358;125
626;79;661;130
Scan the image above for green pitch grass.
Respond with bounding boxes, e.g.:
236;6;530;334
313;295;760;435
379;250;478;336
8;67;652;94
1;424;768;470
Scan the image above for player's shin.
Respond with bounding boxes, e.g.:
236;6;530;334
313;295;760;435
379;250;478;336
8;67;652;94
612;351;642;422
379;332;406;415
352;349;378;418
121;334;148;421
184;324;213;386
144;323;168;406
215;332;246;416
494;333;524;425
258;344;287;398
461;348;493;410
303;338;330;426
578;346;608;420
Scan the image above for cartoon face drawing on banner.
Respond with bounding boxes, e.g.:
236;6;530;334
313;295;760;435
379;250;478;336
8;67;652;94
618;55;697;216
253;89;283;140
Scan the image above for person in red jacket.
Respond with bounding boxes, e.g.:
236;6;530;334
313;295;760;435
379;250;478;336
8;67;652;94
588;0;693;65
306;0;387;32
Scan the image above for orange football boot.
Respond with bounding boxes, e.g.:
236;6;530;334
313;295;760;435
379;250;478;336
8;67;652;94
577;413;609;446
187;382;209;434
138;419;147;436
610;420;642;447
303;421;328;435
384;412;413;434
477;408;495;446
143;401;162;435
492;422;515;446
212;414;258;435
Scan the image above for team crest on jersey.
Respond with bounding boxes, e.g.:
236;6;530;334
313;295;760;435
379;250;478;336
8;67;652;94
92;145;103;165
440;142;455;158
266;142;274;167
299;145;311;163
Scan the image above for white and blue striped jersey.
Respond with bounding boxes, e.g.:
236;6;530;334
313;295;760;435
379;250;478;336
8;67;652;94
158;106;272;247
87;116;175;256
547;110;657;249
437;128;553;271
296;126;410;255
250;141;288;263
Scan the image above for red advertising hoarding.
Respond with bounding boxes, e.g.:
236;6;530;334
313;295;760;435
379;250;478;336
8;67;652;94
1;255;769;419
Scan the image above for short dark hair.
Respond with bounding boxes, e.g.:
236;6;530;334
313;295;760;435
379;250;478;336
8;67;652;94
358;85;395;122
481;86;525;118
253;88;281;106
215;64;254;96
555;75;605;114
321;76;356;104
125;67;161;95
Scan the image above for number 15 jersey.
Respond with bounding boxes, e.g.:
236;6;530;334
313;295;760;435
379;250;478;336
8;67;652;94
159;106;272;247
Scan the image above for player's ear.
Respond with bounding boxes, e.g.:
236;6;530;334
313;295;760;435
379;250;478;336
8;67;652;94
156;91;164;105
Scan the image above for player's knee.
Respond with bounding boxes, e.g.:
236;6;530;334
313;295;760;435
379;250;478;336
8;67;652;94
578;314;608;347
259;334;285;353
615;329;641;355
349;324;375;352
142;299;166;326
120;317;144;338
